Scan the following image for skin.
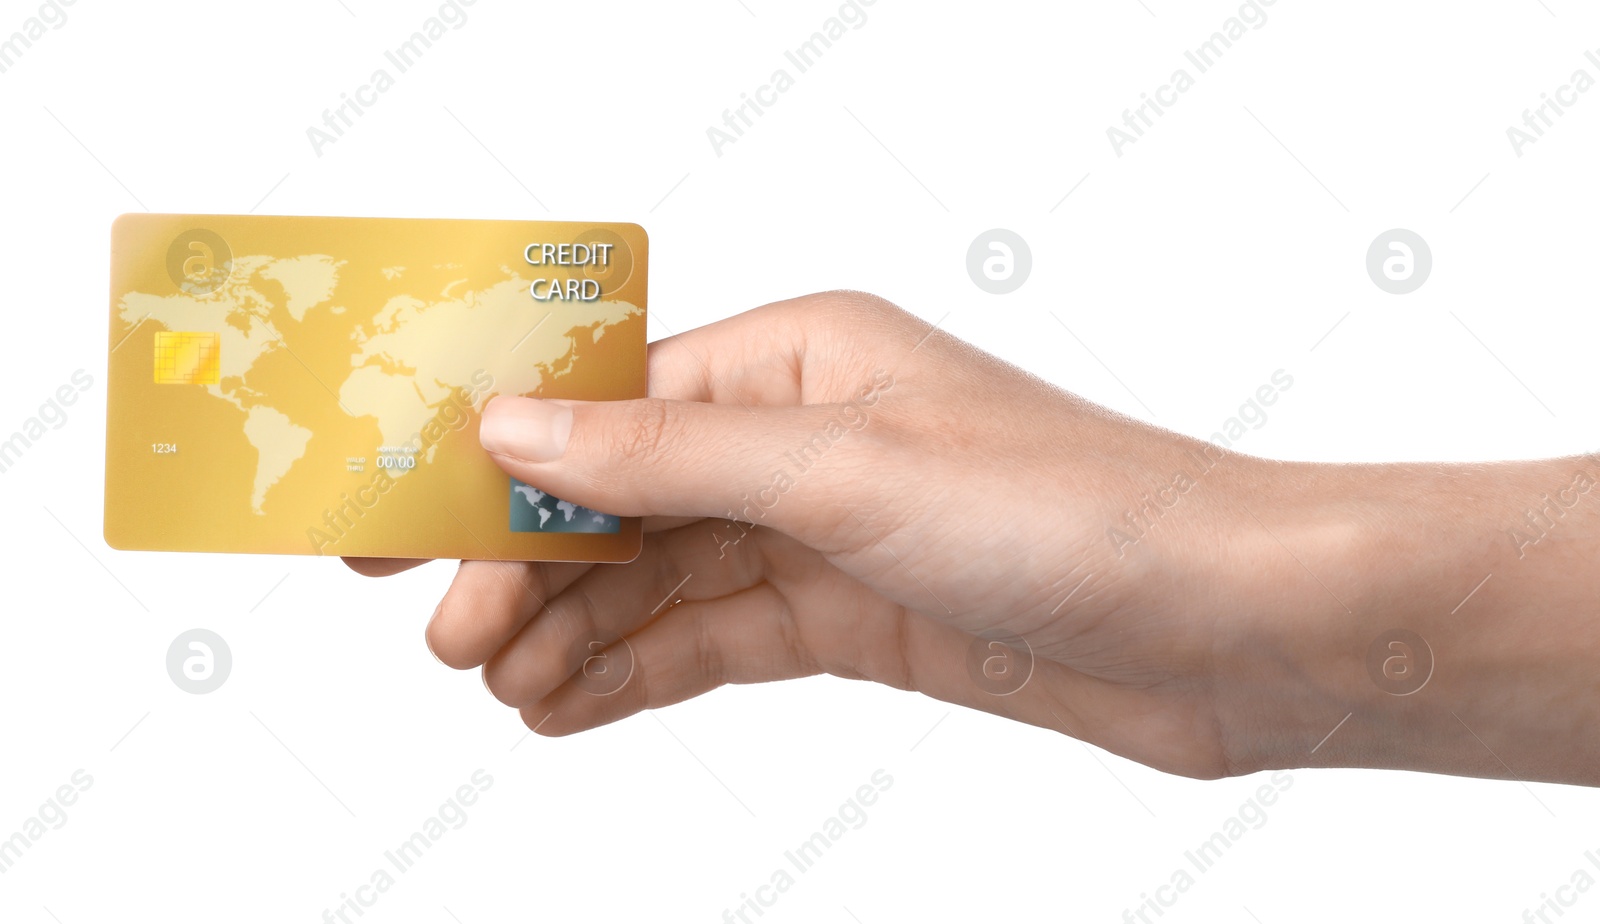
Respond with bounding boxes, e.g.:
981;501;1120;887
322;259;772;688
348;291;1600;786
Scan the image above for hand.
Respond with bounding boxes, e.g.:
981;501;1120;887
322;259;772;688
350;290;1276;778
349;291;1600;786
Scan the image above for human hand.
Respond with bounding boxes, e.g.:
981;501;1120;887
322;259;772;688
350;291;1285;778
349;291;1600;786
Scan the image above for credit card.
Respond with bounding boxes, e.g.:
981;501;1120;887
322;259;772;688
104;214;646;562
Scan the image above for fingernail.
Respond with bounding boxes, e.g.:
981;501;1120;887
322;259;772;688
480;396;572;462
425;602;445;666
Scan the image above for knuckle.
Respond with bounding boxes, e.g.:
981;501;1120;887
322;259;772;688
762;289;905;334
692;609;724;689
608;398;675;467
812;289;905;326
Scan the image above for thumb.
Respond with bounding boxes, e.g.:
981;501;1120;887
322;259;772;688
477;394;869;541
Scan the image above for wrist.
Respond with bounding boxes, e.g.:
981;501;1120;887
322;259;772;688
1230;456;1600;784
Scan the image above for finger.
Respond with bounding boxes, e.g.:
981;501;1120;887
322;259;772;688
346;292;909;573
518;582;818;735
427;558;594;669
343;557;431;577
478;394;890;549
520;582;1118;748
480;520;769;707
644;291;893;407
644;515;702;533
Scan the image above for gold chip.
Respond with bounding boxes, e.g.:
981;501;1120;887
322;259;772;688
153;331;221;385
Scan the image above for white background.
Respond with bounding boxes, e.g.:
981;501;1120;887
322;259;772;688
3;0;1599;921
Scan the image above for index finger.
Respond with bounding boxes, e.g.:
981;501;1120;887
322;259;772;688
343;557;431;577
344;294;855;577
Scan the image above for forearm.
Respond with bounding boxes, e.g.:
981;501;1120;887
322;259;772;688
1227;454;1600;785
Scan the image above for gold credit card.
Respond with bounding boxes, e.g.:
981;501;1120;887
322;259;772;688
105;214;646;562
